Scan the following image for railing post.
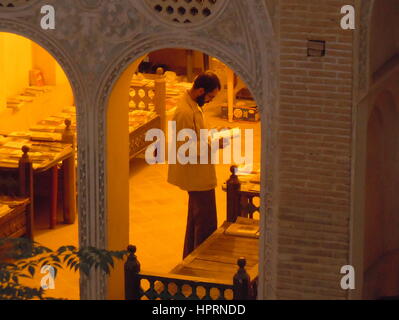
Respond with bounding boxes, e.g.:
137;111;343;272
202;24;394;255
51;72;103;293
61;119;76;224
124;245;141;300
233;257;251;300
18;145;31;197
62;119;75;147
18;146;34;240
226;165;241;222
154;67;166;132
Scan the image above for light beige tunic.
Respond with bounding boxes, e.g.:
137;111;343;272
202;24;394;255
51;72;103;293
167;91;217;191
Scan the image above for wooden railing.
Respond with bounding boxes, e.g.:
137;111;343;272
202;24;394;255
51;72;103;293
128;69;166;159
226;165;260;222
129;68;166;131
124;245;254;300
124;165;260;300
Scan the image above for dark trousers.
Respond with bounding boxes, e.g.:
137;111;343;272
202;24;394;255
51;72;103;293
183;189;217;259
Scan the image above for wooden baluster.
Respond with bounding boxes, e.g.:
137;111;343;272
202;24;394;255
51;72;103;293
186;49;194;82
233;257;251;300
49;164;58;229
18;146;34;240
204;286;212;300
62;119;75;147
156;67;164;77
124;245;141;300
18;145;31;197
226;165;241;223
161;280;172;300
226;67;235;123
154;67;166;133
61;119;76;224
189;284;199;300
240;195;249;219
203;53;210;71
247;196;254;219
220;288;230;301
148;279;157;299
174;281;185;300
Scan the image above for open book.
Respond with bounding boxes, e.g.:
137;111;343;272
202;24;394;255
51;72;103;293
210;127;241;141
224;217;260;238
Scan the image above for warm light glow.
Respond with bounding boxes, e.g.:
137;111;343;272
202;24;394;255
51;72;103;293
0;33;32;111
0;32;73;132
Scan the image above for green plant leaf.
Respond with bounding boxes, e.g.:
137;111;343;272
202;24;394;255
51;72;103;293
53;263;63;269
57;246;67;254
28;266;35;277
66;257;76;268
1;243;131;300
40;260;50;268
50;255;61;263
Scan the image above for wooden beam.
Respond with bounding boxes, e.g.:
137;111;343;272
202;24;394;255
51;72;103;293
186;49;194;82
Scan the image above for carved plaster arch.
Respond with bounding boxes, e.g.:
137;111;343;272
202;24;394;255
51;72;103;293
0;17;94;297
0;0;41;14
95;1;278;300
139;0;229;29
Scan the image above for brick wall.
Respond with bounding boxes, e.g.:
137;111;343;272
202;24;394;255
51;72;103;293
277;0;354;299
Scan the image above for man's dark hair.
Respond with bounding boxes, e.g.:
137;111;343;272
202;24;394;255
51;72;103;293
193;71;221;93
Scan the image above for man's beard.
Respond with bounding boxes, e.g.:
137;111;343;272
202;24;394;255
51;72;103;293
196;94;206;107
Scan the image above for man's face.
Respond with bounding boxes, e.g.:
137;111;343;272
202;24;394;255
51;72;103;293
196;88;219;107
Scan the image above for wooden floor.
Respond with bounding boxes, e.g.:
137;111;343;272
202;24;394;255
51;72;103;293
25;103;261;300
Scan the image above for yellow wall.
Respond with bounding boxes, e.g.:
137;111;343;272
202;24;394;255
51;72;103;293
0;35;4;110
56;62;69;86
32;41;56;85
106;65;131;300
55;62;74;106
0;32;73;131
107;57;145;299
0;33;32;111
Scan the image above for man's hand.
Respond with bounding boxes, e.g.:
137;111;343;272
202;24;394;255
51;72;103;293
219;137;230;149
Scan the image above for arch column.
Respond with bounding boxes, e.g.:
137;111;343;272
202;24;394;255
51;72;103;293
77;98;110;299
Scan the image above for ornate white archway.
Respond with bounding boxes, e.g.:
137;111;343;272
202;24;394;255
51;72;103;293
1;0;278;299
